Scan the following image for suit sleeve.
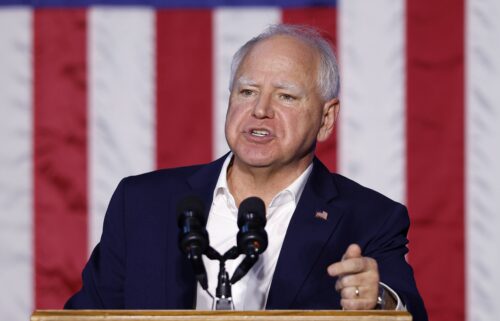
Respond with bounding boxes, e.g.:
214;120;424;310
65;179;128;309
364;203;428;321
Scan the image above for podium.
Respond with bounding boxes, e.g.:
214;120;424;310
31;310;412;321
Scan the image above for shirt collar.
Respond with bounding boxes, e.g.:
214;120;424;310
213;153;314;210
269;162;313;208
213;154;236;210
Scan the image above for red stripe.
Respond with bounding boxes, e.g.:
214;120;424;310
406;1;465;321
156;10;213;169
282;7;338;172
33;9;88;308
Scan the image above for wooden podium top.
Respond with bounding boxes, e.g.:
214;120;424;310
32;310;412;321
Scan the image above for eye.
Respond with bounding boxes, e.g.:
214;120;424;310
240;89;254;97
279;93;296;101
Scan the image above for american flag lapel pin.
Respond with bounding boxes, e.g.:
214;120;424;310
315;210;328;221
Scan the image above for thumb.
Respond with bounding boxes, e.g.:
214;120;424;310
342;243;362;260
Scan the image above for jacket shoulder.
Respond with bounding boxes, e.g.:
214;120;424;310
330;172;405;210
121;163;205;188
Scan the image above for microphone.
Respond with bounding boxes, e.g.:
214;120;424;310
177;195;209;290
230;197;268;284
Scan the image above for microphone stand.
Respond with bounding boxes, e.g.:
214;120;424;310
203;195;267;310
205;246;239;310
214;261;232;310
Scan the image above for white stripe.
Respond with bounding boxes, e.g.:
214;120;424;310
338;0;406;204
212;8;281;159
466;1;500;320
88;8;155;250
0;8;33;321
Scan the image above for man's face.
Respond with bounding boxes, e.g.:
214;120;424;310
225;35;338;171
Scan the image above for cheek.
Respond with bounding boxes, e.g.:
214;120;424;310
290;113;321;141
284;110;314;130
224;113;234;138
226;102;241;119
225;106;243;137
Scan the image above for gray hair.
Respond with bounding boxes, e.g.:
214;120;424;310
229;24;340;101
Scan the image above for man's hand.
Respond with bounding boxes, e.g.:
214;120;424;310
327;244;379;310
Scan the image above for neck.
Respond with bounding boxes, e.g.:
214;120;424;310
227;155;313;208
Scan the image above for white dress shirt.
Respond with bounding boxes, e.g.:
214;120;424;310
195;154;403;310
195;154;313;310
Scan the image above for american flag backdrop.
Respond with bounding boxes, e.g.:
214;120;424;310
1;1;499;321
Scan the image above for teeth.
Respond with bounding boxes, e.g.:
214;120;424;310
251;129;269;137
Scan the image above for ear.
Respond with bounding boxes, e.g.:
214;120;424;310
317;98;340;142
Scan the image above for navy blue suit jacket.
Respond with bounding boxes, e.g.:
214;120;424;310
65;155;427;321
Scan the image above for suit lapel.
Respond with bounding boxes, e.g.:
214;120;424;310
185;154;229;219
266;158;345;309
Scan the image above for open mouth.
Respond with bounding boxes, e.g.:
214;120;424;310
250;129;270;137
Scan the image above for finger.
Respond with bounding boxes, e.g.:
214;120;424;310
340;284;378;301
340;286;361;300
330;244;364;276
336;272;379;290
329;255;379;278
341;298;378;310
341;286;378;301
328;257;367;277
335;275;353;291
335;277;341;291
343;244;362;260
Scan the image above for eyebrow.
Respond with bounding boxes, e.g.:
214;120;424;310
235;76;257;87
273;81;302;93
236;76;304;95
236;77;303;92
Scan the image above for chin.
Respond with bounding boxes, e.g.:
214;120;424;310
240;157;273;168
233;152;275;168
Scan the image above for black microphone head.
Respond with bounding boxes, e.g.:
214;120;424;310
237;196;268;258
237;196;266;227
177;195;209;258
176;195;210;289
176;195;205;226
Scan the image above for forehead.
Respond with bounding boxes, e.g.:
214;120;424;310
236;35;320;83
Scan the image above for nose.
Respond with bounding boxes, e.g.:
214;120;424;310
252;93;274;119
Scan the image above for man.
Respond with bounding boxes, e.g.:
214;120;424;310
66;24;427;321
